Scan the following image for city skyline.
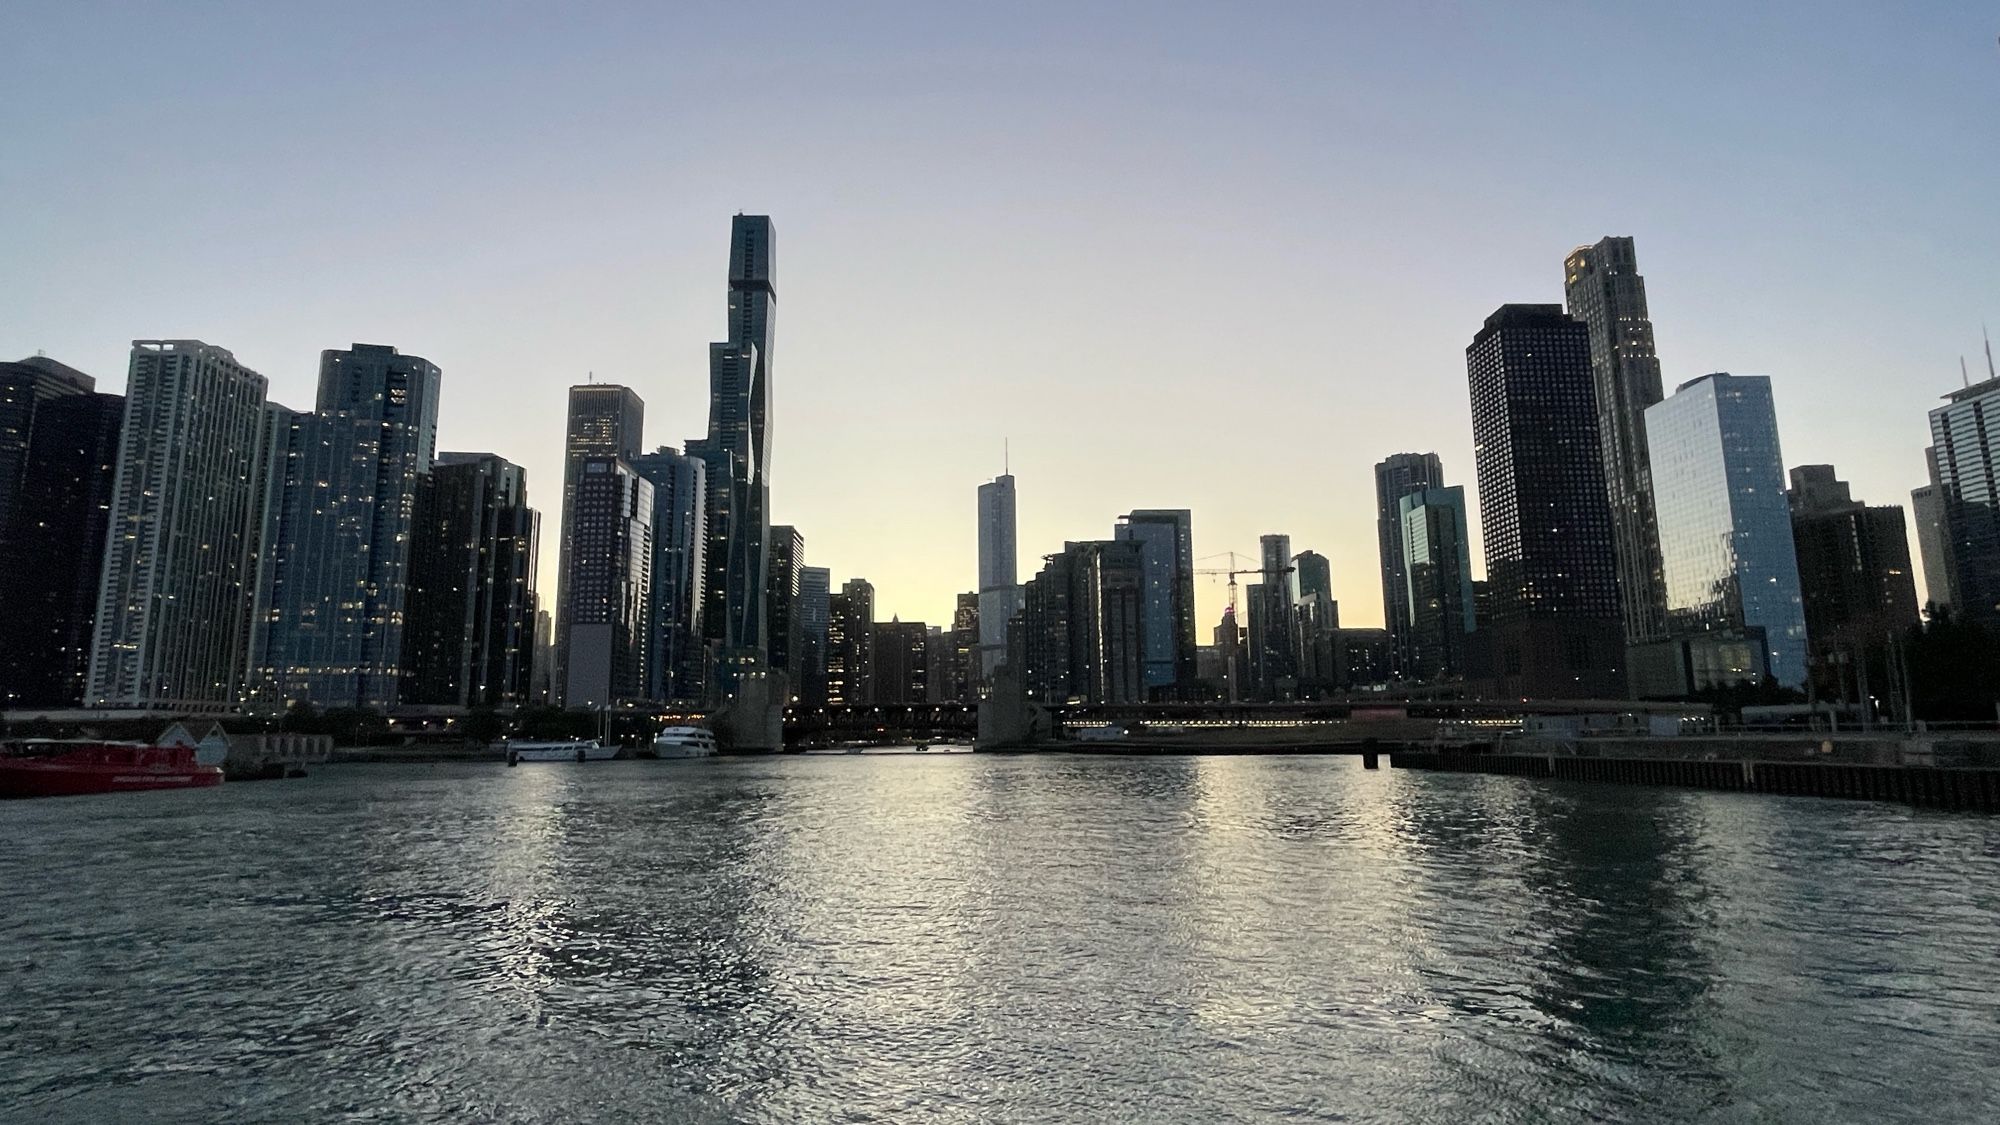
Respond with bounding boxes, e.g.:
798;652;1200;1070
5;5;1994;631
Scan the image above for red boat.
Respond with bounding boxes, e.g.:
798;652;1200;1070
0;741;225;798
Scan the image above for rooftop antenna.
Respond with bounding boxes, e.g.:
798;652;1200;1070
1986;323;1996;381
1964;356;1973;389
1004;437;1010;476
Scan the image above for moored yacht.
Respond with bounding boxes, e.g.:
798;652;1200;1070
506;739;619;763
649;726;719;759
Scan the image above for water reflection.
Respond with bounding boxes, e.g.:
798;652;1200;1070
5;757;2000;1122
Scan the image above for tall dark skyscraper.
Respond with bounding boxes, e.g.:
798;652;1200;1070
766;524;806;687
797;566;831;707
1374;452;1445;677
89;341;269;711
401;453;540;707
556;382;645;704
1928;371;2000;627
1248;533;1297;700
631;446;708;704
1565;237;1669;644
0;386;122;709
1021;540;1145;705
695;215;777;677
562;456;653;709
872;618;929;704
253;344;442;709
1;355;95;549
827;577;874;705
1465;306;1623;698
1911;446;1956;612
1114;508;1196;693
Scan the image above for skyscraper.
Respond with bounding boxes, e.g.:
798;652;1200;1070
0;355;95;551
1398;486;1476;681
1911;446;1956;612
0;385;122;708
1020;540;1144;705
88;341;269;710
1114;508;1197;693
1373;452;1445;677
1465;306;1623;698
1788;465;1919;706
1645;373;1809;690
252;344;442;709
401;453;540;707
1247;533;1297;699
556;383;645;704
631;446;708;704
1565;237;1669;644
562;456;653;709
766;525;806;685
1293;549;1341;699
1927;371;2000;627
951;592;980;702
696;215;777;675
872;618;929;704
797;566;831;707
827;577;874;705
976;471;1023;684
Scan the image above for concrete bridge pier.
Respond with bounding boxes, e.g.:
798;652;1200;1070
975;662;1050;750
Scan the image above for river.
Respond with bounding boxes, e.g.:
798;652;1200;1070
3;753;1997;1122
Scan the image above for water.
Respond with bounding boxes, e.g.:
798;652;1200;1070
4;754;1998;1123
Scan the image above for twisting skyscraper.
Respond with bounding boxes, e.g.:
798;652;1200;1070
692;215;776;681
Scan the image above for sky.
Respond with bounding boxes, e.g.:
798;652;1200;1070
4;2;1996;630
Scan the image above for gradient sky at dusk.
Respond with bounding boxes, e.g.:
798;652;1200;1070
5;2;1995;630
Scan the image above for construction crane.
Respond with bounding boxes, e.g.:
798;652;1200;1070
1194;551;1297;616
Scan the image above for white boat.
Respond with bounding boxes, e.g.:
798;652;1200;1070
507;739;618;763
1074;723;1128;743
650;726;719;759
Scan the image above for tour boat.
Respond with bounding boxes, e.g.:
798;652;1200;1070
506;739;619;763
649;726;719;759
0;740;225;799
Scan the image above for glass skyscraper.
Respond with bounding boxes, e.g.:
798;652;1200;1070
400;453;539;707
1644;373;1808;689
1398;486;1475;680
556;382;644;704
632;446;708;704
563;455;653;709
1373;452;1445;677
1928;373;2000;627
1114;508;1196;692
696;215;777;669
976;472;1023;685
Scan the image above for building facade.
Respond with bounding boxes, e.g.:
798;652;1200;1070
1373;452;1446;678
1465;305;1624;698
556;383;645;703
88;341;269;710
1114;508;1196;693
1644;373;1809;690
976;472;1023;685
1564;237;1669;645
766;524;805;685
1911;446;1956;612
872;619;929;704
401;453;540;707
796;566;831;707
1928;374;2000;627
0;384;122;708
827;578;874;706
1399;486;1476;681
631;446;708;703
562;456;653;709
1788;465;1919;706
1021;540;1144;705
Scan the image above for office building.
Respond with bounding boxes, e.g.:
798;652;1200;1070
827;578;874;705
977;472;1023;684
252;344;442;709
556;382;645;703
401;453;540;707
797;566;831;707
0;355;96;552
950;592;979;702
1465;305;1623;698
1788;465;1919;705
1911;446;1956;612
1644;373;1808;690
88;341;269;710
0;384;122;708
766;525;805;681
1247;533;1297;700
562;456;653;709
1399;486;1476;681
1927;371;2000;626
1114;508;1196;692
632;446;708;703
1564;237;1669;644
873;618;929;704
1021;540;1144;705
1374;452;1446;678
695;215;777;675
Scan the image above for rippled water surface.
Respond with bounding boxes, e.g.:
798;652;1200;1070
5;754;2000;1122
